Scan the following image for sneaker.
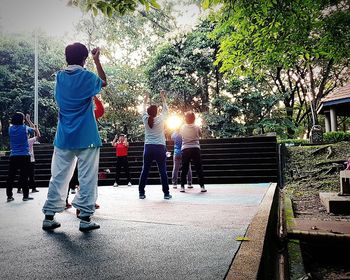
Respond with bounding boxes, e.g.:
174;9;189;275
180;187;185;193
113;182;118;187
128;182;132;187
200;186;207;192
139;194;146;199
7;197;14;202
187;184;193;189
79;220;100;232
65;202;72;209
164;194;172;199
23;197;34;201
17;189;22;194
32;188;39;193
42;219;61;230
172;184;177;189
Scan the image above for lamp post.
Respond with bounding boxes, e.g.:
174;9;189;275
34;30;38;126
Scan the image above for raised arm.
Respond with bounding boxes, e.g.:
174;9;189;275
111;135;118;146
160;90;168;114
143;92;149;113
91;47;107;87
25;114;41;137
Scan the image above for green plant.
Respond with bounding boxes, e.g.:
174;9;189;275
323;131;350;143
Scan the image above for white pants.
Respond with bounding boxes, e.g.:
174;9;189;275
42;147;100;218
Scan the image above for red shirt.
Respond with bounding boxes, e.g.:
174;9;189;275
115;143;128;157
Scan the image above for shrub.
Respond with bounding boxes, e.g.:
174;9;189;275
323;131;350;143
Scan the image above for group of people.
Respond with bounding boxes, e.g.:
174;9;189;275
6;42;206;233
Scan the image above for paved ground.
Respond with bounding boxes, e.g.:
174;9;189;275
0;183;270;280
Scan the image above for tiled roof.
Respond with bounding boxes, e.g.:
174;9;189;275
321;83;350;102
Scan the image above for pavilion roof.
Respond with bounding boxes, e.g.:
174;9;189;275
318;83;350;116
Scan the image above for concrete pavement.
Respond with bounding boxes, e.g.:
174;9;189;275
0;183;270;280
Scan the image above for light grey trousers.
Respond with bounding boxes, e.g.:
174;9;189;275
42;147;100;218
172;155;192;185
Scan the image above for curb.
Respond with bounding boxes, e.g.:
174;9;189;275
225;183;278;280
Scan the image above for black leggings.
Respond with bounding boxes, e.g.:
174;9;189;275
7;155;31;198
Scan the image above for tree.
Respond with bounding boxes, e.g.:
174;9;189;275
207;0;350;137
69;0;161;16
0;34;65;147
145;20;219;113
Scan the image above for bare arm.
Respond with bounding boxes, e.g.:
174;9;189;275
92;48;107;87
111;135;118;146
26;114;40;137
143;92;149;112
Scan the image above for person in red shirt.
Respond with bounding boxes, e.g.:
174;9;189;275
112;134;131;187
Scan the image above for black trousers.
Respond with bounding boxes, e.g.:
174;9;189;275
181;148;205;187
115;156;131;184
28;162;36;189
7;155;31;198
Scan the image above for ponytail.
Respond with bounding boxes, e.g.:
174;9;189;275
147;105;158;129
148;116;155;128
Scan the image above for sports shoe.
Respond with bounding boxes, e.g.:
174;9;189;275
164;194;172;199
139;194;146;199
7;197;14;202
128;182;132;187
113;182;118;187
200;186;207;192
79;220;100;232
187;184;193;189
32;188;39;193
180;187;185;193
172;184;177;189
42;219;61;230
23;197;34;201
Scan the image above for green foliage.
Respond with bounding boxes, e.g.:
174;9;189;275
207;0;350;136
323;131;350;143
0;34;65;147
145;20;218;112
69;0;161;16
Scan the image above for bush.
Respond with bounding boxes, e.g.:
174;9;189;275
323;131;350;143
278;139;309;145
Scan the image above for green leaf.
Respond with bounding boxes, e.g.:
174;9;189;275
92;6;98;16
202;0;210;9
149;0;160;9
235;236;250;241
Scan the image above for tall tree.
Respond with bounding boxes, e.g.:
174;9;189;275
207;0;350;136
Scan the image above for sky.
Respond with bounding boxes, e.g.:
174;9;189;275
0;0;201;38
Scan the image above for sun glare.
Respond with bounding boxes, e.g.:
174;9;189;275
166;115;183;130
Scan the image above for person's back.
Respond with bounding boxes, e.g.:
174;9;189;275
143;106;168;145
180;124;201;150
54;66;102;149
9;124;31;156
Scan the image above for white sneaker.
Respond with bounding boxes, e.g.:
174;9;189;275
187;184;193;189
42;219;61;230
172;184;177;189
180;187;185;193
128;182;132;187
200;186;207;192
113;182;118;187
79;220;100;232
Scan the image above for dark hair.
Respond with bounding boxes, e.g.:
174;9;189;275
185;111;196;124
65;42;89;66
11;112;24;125
147;105;158;128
